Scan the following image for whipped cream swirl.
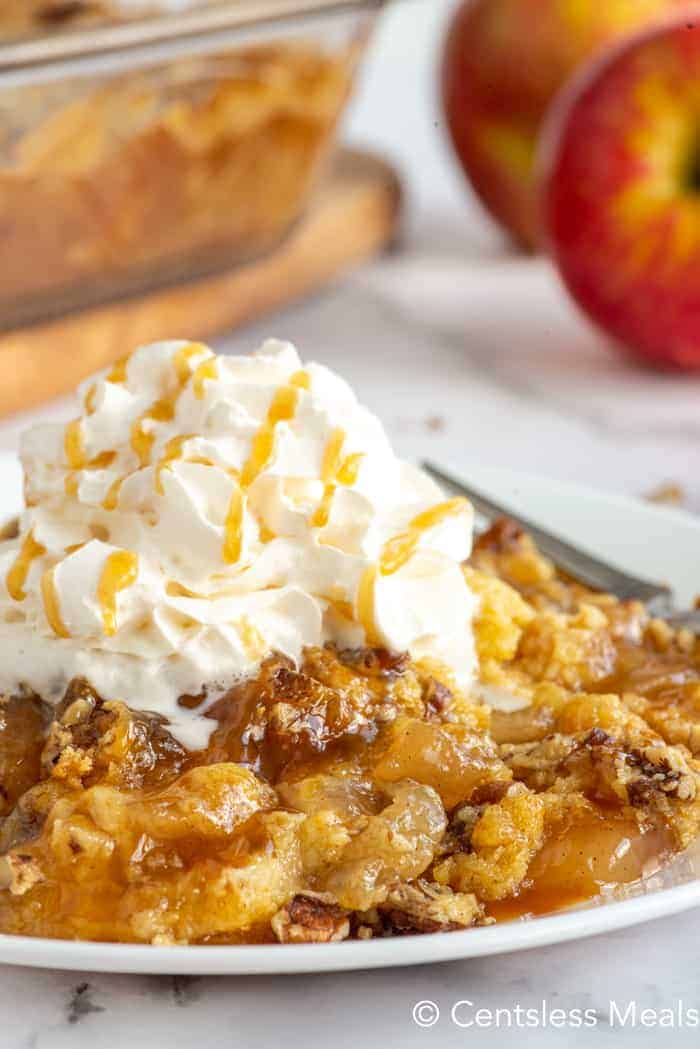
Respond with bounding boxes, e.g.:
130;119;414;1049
0;340;477;748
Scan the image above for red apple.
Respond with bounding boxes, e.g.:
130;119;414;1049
542;11;700;369
442;0;687;249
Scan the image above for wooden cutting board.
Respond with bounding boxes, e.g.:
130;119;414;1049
0;148;401;418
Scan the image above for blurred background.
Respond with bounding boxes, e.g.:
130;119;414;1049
0;0;699;508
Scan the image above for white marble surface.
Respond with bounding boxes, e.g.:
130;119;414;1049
1;1;700;1045
1;914;700;1048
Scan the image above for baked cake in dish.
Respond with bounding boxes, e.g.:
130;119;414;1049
0;4;359;322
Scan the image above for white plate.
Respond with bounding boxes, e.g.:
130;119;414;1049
0;455;699;974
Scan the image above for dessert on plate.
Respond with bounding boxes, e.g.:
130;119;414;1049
0;339;699;945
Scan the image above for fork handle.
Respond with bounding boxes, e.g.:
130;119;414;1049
665;610;700;632
423;462;673;609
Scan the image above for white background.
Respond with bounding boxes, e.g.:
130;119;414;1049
1;1;700;1045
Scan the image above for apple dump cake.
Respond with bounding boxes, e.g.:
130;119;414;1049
0;339;698;945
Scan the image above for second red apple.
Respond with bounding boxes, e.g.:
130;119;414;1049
442;0;688;249
543;11;700;369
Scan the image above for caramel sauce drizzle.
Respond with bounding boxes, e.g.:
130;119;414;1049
311;428;364;529
70;349;142;509
165;582;267;656
100;346;213;498
107;354;130;384
64;451;117;497
97;362;309;578
63;419;86;470
154;437;216;496
155;434;195;495
131;397;177;468
89;451;116;470
6;530;46;601
124;345;214;483
98;551;139;637
109;343;210;390
357;565;380;645
258;521;276;544
324;596;355;621
226;370;309;564
84;384;98;415
40;568;70;638
166;578;242;601
240;371;308;489
64;542;87;555
193;358;218;400
102;476;124;512
223;487;245;564
166;580;201;599
174;343;209;385
289;369;311;391
379;498;469;576
355;498;470;643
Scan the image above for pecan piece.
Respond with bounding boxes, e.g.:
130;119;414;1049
624;743;695;806
424;677;453;716
377;880;481;936
271;893;350;944
336;647;409;678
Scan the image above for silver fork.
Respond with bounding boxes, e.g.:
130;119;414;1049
423;462;700;633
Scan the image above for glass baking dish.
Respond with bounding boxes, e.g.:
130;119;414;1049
0;0;384;331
